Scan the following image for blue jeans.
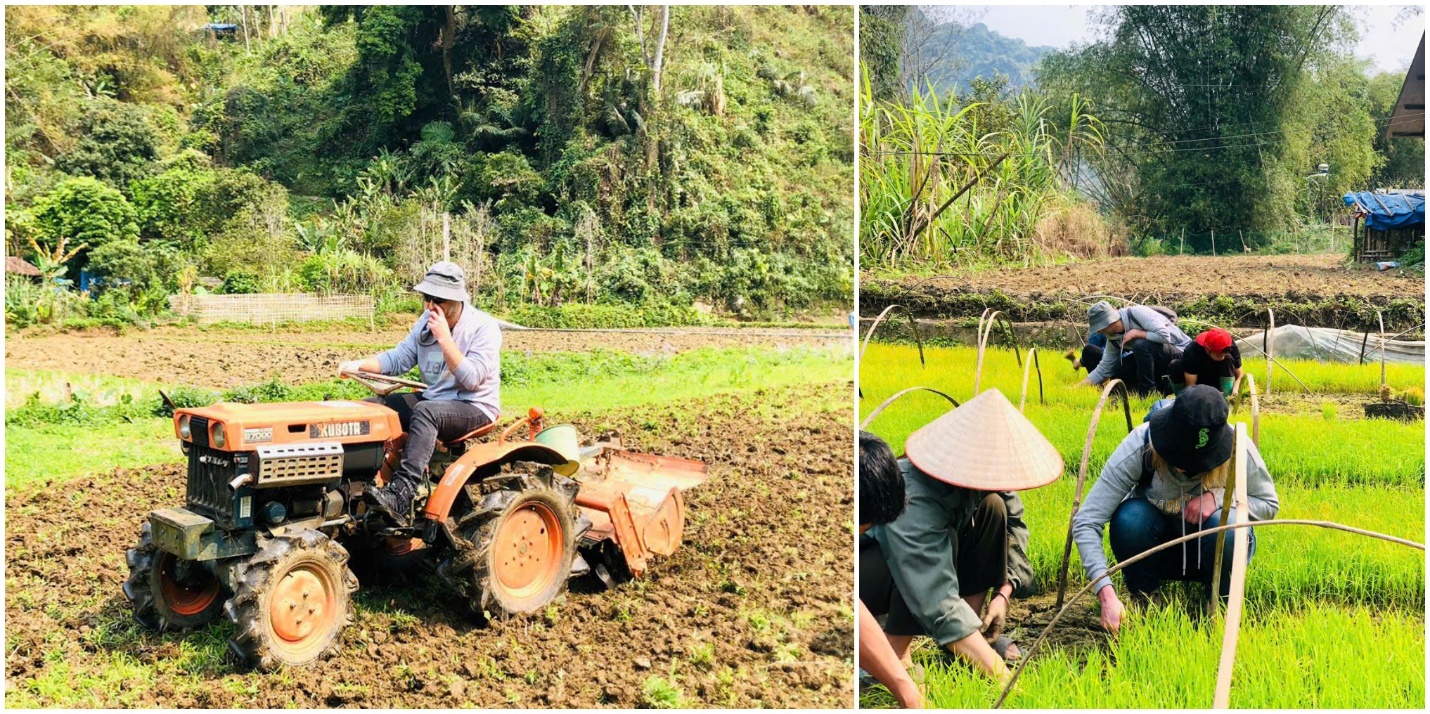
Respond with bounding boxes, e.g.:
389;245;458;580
1108;498;1255;598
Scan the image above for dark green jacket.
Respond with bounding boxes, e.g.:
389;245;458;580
869;459;1034;646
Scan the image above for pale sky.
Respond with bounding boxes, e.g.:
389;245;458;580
961;4;1423;76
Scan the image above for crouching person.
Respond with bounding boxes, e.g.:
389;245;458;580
1073;385;1278;632
859;390;1060;685
1078;301;1191;397
1170;327;1243;396
857;431;923;709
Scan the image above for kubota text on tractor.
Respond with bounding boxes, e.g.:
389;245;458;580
123;370;707;670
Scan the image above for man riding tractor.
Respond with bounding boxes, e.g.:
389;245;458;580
339;261;501;527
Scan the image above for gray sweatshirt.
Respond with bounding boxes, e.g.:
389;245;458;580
1072;423;1279;593
377;306;502;421
1086;306;1192;385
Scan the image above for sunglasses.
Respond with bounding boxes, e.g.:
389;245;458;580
421;295;450;306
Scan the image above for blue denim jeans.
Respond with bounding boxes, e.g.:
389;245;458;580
1108;497;1255;598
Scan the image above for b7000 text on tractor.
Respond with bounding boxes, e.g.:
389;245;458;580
123;371;707;670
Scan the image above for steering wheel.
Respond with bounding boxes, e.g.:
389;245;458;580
341;370;429;397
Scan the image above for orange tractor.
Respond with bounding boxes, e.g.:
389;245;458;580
123;371;707;670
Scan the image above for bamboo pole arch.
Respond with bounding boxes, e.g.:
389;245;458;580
1053;378;1134;608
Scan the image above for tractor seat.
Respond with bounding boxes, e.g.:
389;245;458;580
438;422;496;453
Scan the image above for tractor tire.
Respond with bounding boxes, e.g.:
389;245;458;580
123;522;227;632
223;529;358;671
440;462;580;619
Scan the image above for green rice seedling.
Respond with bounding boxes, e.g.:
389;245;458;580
1014;482;1424;609
863;605;1423;708
1320;401;1336;420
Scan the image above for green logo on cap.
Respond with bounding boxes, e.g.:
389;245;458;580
1197;428;1209;448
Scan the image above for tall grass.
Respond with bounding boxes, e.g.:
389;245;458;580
863;605;1424;708
859;70;1109;270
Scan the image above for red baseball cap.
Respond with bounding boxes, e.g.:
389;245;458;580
1196;328;1234;354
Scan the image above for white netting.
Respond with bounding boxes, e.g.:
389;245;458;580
1234;325;1424;365
169;294;374;324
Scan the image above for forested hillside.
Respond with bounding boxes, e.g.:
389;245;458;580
5;5;854;326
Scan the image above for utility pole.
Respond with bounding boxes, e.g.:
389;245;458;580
442;212;451;263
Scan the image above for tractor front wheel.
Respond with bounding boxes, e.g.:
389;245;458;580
224;529;358;671
441;463;579;619
123;522;226;631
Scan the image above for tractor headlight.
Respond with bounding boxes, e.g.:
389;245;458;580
210;422;227;449
178;415;191;440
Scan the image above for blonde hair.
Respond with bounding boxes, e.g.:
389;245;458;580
1150;449;1229;491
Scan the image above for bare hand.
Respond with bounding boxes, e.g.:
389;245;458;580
1098;588;1125;633
1182;491;1218;524
426;307;453;345
1124;328;1148;342
981;593;1008;641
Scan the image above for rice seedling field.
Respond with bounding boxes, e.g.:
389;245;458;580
859;343;1425;709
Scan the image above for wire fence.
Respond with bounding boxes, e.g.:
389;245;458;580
169;293;375;325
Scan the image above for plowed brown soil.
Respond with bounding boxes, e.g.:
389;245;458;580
5;386;854;708
873;254;1421;299
862;254;1424;330
4;327;848;389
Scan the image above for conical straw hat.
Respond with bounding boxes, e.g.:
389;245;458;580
904;388;1063;491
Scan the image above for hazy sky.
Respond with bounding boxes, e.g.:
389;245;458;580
961;5;1423;75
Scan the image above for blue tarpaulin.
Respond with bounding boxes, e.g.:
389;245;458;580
1342;191;1425;231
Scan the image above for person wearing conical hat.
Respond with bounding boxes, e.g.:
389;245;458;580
1078;301;1191;397
857;432;924;709
1072;385;1279;632
860;389;1060;685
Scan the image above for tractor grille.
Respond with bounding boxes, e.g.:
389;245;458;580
185;444;239;527
190;416;210;448
255;442;344;486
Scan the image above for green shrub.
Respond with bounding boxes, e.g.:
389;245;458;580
220;271;261;295
502;303;714;329
156;385;221;416
53;98;161;189
31;177;141;267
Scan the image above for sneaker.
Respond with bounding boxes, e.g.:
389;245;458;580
367;483;414;527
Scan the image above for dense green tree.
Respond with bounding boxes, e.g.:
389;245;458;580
31;177;141;268
859;6;907;102
1368;69;1426;189
54;99;162;190
1039;6;1359;243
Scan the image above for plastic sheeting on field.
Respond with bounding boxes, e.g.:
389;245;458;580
1342;191;1425;231
1233;325;1424;365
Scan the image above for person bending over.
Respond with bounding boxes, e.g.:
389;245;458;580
1072;385;1278;632
1078;301;1191;397
857;431;923;709
1170;328;1243;396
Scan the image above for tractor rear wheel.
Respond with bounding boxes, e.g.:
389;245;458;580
224;529;358;671
440;462;579;619
123;522;226;631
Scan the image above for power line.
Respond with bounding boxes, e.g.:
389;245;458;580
861;113;1424;158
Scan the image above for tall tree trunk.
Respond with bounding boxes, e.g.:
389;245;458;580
441;6;457;104
651;6;669;97
238;5;250;52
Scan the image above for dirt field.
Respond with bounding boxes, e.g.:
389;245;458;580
862;254;1424;330
4;326;848;388
5;386;854;708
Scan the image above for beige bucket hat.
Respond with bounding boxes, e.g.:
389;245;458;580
904;388;1063;491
